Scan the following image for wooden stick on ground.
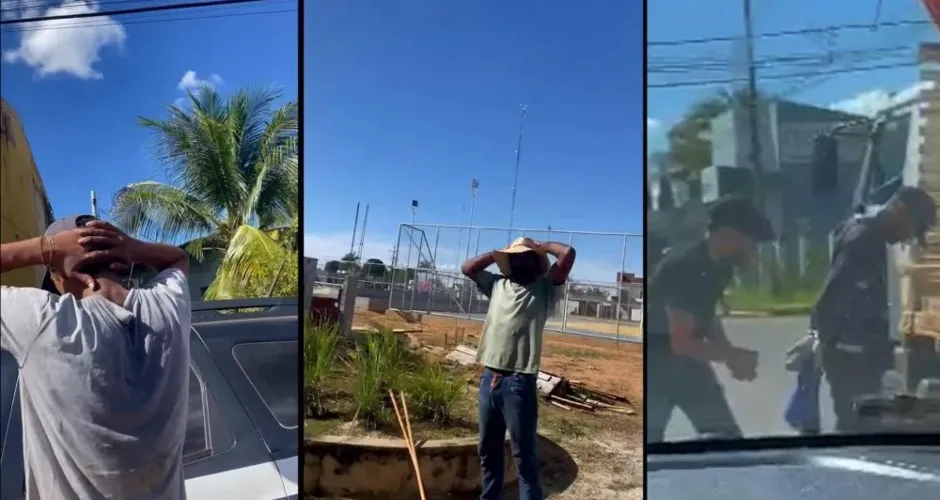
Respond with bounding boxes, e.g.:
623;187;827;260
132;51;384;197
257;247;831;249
389;390;426;500
400;392;427;499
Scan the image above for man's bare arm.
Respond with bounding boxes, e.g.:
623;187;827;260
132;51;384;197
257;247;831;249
461;251;497;278
539;241;576;285
666;306;732;362
707;317;733;350
0;238;46;275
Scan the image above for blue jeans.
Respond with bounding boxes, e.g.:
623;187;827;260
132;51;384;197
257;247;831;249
478;367;542;500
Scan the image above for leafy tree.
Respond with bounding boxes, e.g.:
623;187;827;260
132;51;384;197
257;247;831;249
324;260;341;274
667;88;758;192
111;85;297;299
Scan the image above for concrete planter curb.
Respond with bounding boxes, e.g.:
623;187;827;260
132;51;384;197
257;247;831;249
303;435;516;498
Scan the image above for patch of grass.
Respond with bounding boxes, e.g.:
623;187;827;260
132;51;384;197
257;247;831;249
303;320;340;418
725;285;818;314
352;329;412;429
543;416;587;439
405;364;466;425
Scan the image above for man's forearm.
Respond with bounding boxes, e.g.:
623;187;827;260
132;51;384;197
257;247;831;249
707;317;732;349
672;336;732;362
461;251;496;277
539;242;572;259
128;240;190;275
0;238;47;275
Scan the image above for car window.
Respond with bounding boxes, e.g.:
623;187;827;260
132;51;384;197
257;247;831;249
183;366;209;462
232;341;299;429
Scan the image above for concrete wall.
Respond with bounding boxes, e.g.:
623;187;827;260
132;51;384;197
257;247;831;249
1;98;53;289
304;436;515;498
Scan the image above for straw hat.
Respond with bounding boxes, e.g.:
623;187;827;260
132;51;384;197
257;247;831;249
494;237;550;277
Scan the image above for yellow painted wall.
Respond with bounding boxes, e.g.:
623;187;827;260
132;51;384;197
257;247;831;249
1;97;54;288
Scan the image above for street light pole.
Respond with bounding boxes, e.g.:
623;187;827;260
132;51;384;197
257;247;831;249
406;200;418;272
466;178;478;260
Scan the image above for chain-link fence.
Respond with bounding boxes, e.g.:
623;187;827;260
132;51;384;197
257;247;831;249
376;223;643;343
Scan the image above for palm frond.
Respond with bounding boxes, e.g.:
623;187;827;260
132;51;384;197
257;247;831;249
138;85;247;220
242;99;298;224
204;224;290;300
110;181;218;245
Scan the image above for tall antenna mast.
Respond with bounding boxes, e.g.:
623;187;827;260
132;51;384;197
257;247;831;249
356;204;370;265
349;202;360;257
508;104;527;243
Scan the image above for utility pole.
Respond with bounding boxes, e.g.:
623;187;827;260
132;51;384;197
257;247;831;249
742;0;780;295
742;0;764;209
508;104;527;243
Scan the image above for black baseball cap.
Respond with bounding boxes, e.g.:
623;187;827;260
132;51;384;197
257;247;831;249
708;195;775;242
891;186;937;246
39;214;98;293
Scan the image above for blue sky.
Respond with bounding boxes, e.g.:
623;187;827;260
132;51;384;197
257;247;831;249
305;0;644;283
648;0;939;152
1;0;297;241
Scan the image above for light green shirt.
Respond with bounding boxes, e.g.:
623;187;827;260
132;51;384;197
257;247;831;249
471;271;559;374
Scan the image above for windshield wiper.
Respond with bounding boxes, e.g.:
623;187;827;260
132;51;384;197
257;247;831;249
647;432;939;455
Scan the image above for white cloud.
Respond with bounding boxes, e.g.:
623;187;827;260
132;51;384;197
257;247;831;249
304;231;624;283
830;82;936;117
177;70;224;92
2;0;126;80
647;117;661;129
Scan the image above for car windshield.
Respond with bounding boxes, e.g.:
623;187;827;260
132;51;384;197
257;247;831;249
646;0;940;446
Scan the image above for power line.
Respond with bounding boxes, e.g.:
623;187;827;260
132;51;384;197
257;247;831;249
0;1;293;33
648;45;915;73
1;0;269;25
648;19;930;46
649;61;918;89
2;0;159;12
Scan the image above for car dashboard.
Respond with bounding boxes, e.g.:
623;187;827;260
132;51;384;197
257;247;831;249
648;445;940;499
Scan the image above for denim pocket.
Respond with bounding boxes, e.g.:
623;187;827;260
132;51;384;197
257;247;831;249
508;373;534;395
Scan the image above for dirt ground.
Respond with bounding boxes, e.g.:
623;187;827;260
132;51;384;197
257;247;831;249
326;309;646;499
354;310;644;404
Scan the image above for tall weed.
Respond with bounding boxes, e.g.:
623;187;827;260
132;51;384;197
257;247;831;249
353;330;412;428
304;320;340;417
406;364;465;425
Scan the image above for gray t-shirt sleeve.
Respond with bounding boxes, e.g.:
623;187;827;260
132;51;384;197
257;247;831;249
0;286;57;365
130;268;192;333
469;270;502;298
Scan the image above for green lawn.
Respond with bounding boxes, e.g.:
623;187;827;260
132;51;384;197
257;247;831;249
725;286;818;315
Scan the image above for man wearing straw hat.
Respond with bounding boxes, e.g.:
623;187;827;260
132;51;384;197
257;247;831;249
461;236;576;500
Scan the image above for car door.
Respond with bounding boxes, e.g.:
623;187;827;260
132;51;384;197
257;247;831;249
197;315;299;500
184;328;290;500
1;349;24;500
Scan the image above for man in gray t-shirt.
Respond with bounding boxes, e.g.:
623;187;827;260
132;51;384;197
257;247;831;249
461;237;575;500
0;215;191;500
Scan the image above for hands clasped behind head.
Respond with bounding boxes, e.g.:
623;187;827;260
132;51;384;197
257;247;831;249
48;221;131;286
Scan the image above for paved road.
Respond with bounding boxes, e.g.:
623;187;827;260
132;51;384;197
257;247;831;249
663;316;839;441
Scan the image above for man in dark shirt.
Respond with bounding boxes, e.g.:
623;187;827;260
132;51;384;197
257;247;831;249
646;196;773;443
813;186;937;433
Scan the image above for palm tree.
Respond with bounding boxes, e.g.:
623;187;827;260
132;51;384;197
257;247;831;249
111;85;298;299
